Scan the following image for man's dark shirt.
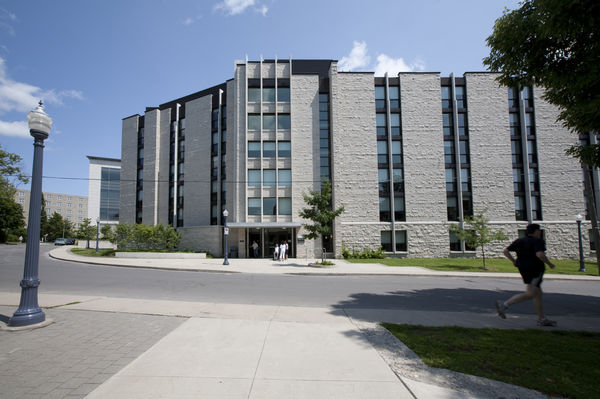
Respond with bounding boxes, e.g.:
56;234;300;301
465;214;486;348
507;236;546;272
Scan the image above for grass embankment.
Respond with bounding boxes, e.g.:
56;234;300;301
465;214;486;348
71;248;116;257
346;257;599;276
382;323;600;399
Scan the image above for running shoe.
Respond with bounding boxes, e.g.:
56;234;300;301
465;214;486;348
537;318;557;327
496;300;507;319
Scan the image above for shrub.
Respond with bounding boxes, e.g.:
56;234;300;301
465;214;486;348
112;223;180;250
341;241;385;259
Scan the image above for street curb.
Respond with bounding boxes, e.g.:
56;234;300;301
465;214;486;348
47;248;600;281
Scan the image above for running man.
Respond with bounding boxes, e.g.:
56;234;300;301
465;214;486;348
496;223;557;327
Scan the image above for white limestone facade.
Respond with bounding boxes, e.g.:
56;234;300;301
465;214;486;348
118;59;590;260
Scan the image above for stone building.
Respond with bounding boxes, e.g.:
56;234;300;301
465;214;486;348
120;58;592;259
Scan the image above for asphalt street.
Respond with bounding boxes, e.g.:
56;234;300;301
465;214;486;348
1;244;599;318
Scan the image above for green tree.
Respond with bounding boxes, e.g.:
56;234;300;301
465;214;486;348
101;224;114;242
76;218;97;249
46;212;74;241
299;179;345;257
448;210;508;270
483;0;600;166
0;197;24;243
0;145;28;243
40;194;49;241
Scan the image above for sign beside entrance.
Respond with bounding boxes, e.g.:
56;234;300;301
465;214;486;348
224;227;229;235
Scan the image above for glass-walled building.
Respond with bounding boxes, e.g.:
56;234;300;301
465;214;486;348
88;156;120;225
119;58;590;260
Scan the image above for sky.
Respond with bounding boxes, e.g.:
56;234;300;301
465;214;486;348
0;0;519;197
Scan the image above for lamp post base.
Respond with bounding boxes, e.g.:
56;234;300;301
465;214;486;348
8;308;46;327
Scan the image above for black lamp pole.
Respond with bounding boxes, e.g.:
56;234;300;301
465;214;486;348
576;214;587;272
9;102;52;327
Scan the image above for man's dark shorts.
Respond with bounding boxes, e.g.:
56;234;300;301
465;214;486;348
518;267;544;287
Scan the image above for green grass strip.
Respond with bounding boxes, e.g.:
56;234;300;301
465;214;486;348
347;257;598;276
70;248;116;257
381;323;600;398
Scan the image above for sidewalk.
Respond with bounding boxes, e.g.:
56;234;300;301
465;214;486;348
49;245;600;280
1;248;598;398
0;292;560;399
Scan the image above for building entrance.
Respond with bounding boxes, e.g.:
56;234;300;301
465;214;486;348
265;228;295;259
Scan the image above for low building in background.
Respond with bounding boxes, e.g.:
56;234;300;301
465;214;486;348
15;189;88;228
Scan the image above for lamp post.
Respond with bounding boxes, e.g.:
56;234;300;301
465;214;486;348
95;217;100;253
576;214;587;272
223;209;229;265
9;101;52;327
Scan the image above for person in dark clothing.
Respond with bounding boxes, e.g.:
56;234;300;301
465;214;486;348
496;223;557;326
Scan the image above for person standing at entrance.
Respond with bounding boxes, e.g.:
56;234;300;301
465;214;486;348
252;240;259;258
279;241;285;260
284;241;289;260
496;223;557;326
273;244;279;261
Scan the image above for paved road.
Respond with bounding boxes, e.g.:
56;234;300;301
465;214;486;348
2;244;599;318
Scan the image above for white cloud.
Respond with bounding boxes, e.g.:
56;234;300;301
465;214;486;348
0;57;84;138
374;54;426;76
338;41;370;71
0;7;17;36
214;0;255;15
259;5;268;16
0;120;28;138
183;17;194;25
339;41;426;76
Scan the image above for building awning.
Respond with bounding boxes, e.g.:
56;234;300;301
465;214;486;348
227;222;302;228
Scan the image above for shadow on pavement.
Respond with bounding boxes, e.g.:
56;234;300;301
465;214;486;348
331;288;600;317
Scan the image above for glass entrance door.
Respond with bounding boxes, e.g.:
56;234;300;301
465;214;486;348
265;228;295;259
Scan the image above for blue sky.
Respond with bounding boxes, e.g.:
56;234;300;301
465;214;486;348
0;0;519;197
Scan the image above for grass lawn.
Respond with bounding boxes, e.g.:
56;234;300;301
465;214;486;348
346;257;599;276
71;248;116;257
381;323;600;399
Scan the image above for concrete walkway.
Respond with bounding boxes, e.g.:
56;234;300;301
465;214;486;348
49;245;600;280
1;247;598;398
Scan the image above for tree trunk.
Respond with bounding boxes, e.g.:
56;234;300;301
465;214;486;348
582;164;600;275
481;245;487;270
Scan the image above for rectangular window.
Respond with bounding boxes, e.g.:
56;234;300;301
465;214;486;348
375;86;385;109
279;197;291;215
376;113;387;136
390;113;401;136
444;141;454;164
449;231;461;251
379;197;391;222
389;86;399;109
263;87;275;102
263;197;276;215
263;114;275;130
277;114;291;130
378;169;389;193
248;198;261;215
248;114;261;130
380;231;392;251
278;141;291;158
515;196;527;220
248;141;261;158
443;113;453;136
263;141;276;158
393;169;403;193
263;169;276;187
441;86;451;108
248;170;261;187
445;168;456;192
508;87;519;108
278;169;291;187
391;141;402;165
377;141;388;165
248;87;261;103
394;197;405;221
277;87;290;102
395;230;407;252
455;86;465;108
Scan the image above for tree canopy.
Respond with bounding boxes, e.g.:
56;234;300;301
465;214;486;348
483;0;599;165
299;179;344;241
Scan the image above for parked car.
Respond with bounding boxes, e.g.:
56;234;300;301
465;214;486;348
54;238;68;245
65;238;76;245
